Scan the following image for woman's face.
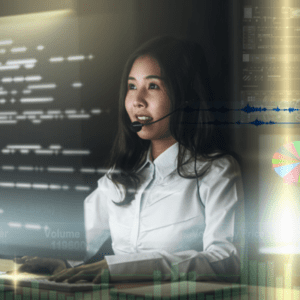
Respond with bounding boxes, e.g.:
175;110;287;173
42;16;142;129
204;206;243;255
125;55;173;141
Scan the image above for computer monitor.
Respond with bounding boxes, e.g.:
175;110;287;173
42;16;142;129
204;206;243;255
0;9;135;261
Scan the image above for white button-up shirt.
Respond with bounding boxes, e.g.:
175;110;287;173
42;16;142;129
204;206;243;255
84;142;244;282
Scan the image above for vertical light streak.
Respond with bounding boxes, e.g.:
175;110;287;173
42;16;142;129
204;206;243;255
280;6;295;285
279;0;294;262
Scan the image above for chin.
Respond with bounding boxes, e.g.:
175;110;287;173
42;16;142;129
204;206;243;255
137;131;171;141
136;132;153;140
136;123;171;140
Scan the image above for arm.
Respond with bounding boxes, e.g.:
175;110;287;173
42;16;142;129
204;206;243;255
50;175;113;283
84;178;113;263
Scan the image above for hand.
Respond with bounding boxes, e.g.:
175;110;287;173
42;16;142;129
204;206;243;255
8;256;67;275
48;260;109;284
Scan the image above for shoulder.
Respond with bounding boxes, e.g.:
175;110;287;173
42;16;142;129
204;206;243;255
209;154;241;174
85;169;125;204
180;150;241;178
201;154;242;183
199;155;244;206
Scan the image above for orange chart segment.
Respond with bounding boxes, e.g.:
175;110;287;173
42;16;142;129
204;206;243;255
272;152;297;161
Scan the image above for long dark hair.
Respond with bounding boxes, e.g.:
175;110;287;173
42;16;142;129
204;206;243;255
106;36;234;205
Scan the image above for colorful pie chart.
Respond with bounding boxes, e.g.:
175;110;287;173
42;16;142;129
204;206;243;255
272;141;300;184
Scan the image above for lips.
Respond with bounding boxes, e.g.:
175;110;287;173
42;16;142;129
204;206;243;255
135;114;153;124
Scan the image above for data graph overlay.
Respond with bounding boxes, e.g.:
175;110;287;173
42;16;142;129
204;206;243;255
0;10;135;260
259;135;300;255
272;141;300;184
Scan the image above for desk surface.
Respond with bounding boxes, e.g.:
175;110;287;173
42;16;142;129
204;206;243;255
1;258;298;300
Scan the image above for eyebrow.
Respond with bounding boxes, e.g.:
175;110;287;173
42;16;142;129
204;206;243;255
128;75;163;80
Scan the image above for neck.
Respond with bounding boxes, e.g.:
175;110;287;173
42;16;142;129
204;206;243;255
151;137;177;161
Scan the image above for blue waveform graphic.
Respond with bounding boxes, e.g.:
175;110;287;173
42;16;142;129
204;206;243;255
196;104;300;114
189;104;300;126
240;104;300;114
196;119;300;126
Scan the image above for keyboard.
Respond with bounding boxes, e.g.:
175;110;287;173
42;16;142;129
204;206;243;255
0;272;113;292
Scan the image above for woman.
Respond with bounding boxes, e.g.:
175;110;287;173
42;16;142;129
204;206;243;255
15;36;244;284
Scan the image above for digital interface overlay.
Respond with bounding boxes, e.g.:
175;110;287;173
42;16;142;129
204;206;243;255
0;10;135;260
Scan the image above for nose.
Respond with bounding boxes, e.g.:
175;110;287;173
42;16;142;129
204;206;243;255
133;88;147;108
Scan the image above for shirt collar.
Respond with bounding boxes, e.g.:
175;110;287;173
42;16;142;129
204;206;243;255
138;142;179;179
135;146;152;173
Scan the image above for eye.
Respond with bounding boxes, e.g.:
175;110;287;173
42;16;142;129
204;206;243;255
149;83;159;89
128;83;136;90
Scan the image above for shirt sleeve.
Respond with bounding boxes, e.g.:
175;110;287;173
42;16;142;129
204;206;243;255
83;175;113;263
105;156;244;283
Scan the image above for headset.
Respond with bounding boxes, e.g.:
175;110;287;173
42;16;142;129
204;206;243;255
129;82;199;133
129;80;204;206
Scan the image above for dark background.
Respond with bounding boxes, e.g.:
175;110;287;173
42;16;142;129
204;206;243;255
0;0;233;109
0;0;267;278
